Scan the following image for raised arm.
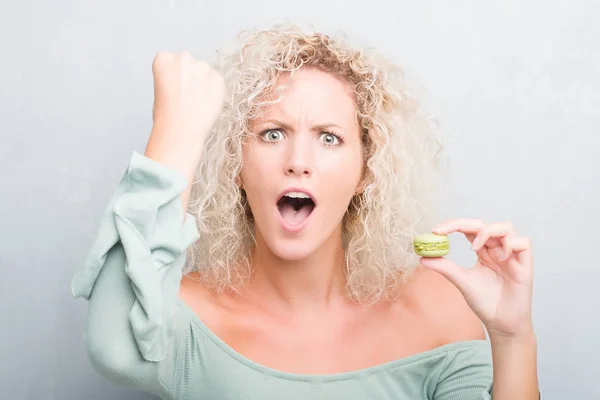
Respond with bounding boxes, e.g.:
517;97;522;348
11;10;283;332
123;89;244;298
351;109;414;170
71;51;225;394
144;51;225;204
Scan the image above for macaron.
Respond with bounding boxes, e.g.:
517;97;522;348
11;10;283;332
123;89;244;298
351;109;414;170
413;233;450;257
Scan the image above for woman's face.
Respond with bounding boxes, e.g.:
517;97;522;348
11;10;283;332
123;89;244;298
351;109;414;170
241;68;363;261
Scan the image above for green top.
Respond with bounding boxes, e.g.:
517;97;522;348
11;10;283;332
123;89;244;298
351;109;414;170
71;151;493;400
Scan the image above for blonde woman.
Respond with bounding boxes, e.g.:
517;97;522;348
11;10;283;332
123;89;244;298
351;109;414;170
72;25;539;399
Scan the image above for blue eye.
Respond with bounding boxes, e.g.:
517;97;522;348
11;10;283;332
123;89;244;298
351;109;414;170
320;132;340;146
261;129;285;142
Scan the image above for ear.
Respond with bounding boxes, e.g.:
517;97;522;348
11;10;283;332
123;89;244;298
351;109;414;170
235;175;244;190
354;178;366;195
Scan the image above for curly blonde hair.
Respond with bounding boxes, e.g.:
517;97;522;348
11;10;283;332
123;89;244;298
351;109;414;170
185;24;446;304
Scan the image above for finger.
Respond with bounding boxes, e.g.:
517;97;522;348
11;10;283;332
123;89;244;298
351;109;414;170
433;219;502;251
464;233;504;250
481;248;508;274
472;222;516;252
488;245;512;264
433;218;485;236
419;257;469;294
503;236;533;265
500;236;514;261
468;233;502;260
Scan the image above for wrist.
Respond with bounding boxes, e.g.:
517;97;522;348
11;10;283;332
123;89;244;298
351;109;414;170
489;329;537;359
489;326;539;400
145;129;204;183
488;324;536;346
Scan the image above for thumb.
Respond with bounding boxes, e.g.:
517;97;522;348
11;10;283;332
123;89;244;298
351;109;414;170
419;257;468;293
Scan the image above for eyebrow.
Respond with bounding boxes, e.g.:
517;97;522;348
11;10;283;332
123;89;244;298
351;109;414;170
258;119;346;133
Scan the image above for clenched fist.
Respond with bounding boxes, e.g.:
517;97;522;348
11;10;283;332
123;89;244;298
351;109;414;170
145;51;225;184
151;51;225;145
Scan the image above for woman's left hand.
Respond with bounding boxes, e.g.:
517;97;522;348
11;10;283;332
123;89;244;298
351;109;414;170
419;218;534;339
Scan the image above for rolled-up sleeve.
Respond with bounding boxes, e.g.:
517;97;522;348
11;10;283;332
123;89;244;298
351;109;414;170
71;151;199;393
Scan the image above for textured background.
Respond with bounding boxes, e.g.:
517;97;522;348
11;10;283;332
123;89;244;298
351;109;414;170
1;0;598;398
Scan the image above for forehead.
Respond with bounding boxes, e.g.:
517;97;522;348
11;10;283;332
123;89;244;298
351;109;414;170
258;68;358;126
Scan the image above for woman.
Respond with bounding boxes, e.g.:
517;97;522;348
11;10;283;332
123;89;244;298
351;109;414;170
72;25;539;399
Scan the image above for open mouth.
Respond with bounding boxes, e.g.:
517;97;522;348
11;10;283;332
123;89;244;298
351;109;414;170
276;191;315;226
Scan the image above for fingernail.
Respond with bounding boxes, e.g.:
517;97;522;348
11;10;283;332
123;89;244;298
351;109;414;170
472;239;479;250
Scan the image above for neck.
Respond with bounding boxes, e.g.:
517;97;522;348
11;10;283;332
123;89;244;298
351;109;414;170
247;227;348;313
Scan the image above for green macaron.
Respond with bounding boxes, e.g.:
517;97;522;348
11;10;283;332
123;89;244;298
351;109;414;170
413;233;450;257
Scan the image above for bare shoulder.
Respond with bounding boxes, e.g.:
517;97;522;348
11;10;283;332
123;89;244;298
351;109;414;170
179;272;209;304
178;272;247;329
178;273;226;320
404;267;486;345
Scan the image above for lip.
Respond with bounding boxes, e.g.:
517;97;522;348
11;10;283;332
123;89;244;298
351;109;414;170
276;187;317;233
276;187;317;206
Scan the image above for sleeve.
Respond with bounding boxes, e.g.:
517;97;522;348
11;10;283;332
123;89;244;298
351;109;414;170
71;151;200;394
432;342;493;400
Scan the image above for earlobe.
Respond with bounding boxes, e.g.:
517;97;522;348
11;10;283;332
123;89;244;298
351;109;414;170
235;175;244;189
355;180;365;195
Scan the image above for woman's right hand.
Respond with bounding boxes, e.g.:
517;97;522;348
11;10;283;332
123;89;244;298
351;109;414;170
151;51;225;141
145;51;225;182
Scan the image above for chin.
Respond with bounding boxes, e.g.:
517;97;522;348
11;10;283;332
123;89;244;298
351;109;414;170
267;236;319;261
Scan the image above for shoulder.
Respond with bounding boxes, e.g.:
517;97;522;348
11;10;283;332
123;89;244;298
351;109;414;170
401;266;486;346
178;273;248;337
178;273;226;326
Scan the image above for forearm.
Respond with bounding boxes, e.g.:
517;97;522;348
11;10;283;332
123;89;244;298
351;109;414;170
144;123;204;212
490;328;539;400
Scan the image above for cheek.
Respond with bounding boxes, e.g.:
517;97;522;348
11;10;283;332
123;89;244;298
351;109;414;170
318;148;363;209
322;146;363;185
241;142;267;186
240;143;280;206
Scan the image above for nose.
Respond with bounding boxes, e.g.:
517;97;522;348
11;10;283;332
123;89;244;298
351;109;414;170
283;136;313;177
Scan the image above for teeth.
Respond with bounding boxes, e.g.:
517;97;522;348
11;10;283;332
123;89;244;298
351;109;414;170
284;191;310;199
